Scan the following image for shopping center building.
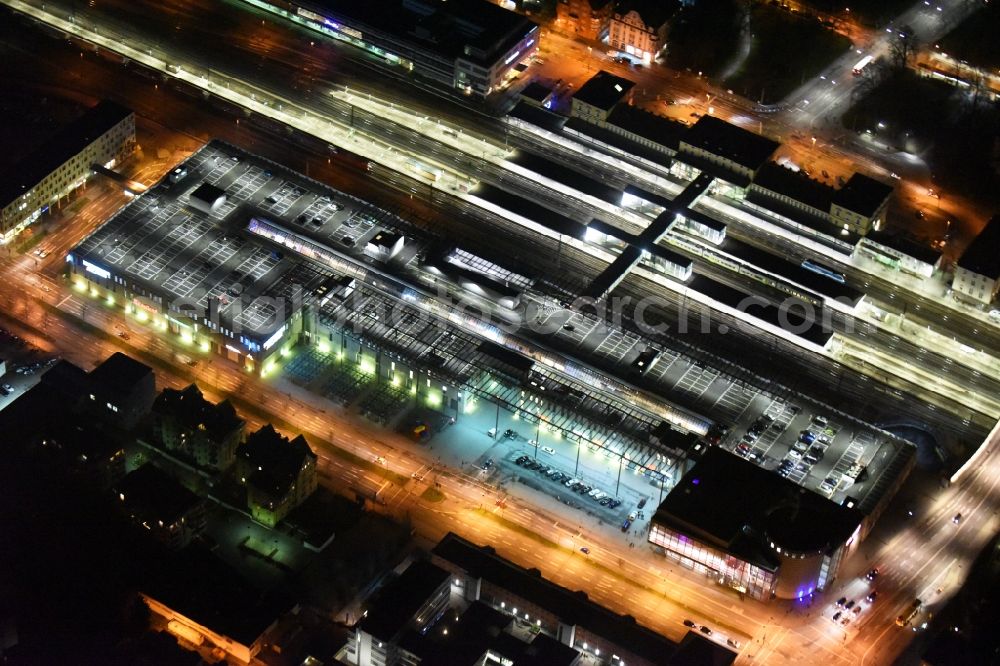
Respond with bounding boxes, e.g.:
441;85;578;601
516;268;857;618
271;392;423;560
649;446;913;601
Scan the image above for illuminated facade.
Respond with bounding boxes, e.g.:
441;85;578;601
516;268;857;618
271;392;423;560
603;7;670;64
235;424;317;528
242;0;539;98
648;447;865;601
0;100;134;244
649;522;778;600
556;0;613;41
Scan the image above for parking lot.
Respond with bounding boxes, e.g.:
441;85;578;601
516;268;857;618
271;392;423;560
723;396;900;506
534;301;906;511
0;327;58;409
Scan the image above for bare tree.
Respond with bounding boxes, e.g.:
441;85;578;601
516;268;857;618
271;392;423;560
888;24;919;71
851;59;885;102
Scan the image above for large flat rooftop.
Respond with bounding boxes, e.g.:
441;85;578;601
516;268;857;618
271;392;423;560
652;447;864;567
680;116;779;173
297;0;537;66
70;140;415;343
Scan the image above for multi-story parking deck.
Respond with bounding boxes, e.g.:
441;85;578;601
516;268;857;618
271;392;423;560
68;140;913;544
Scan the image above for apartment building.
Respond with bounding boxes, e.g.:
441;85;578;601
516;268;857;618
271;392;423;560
0;100;134;243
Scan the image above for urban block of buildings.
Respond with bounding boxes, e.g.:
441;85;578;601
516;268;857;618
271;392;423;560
0;99;135;244
345;532;736;666
244;0;539;99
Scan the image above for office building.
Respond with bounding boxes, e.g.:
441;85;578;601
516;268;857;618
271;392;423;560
432;533;731;666
345;535;736;666
648;446;913;601
245;0;539;99
0;100;134;243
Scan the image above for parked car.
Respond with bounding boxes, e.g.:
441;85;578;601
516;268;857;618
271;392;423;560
683;619;696;627
541;446;556;455
699;626;712;636
866;568;879;581
621;518;632;532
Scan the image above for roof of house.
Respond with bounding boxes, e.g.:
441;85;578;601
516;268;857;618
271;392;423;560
607;104;687;151
957;214;1000;279
359;560;451;641
572;70;636;111
115;464;202;526
680;116;779;172
614;0;682;29
88;352;153;397
651;447;863;567
142;547;293;646
237;424;316;500
153;384;244;442
752;162;836;213
0;100;132;210
831;173;894;216
520;82;554;104
432;533;679;665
